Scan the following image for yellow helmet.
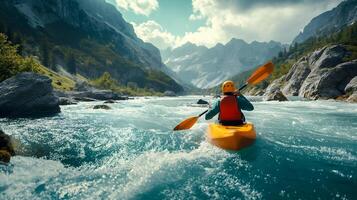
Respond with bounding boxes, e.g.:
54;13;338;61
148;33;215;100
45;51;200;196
222;80;236;93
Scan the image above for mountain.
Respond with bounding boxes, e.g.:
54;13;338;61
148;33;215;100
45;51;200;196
0;0;182;93
162;39;284;89
293;0;357;44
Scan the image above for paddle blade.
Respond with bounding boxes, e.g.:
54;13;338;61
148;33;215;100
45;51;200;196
247;61;274;85
173;116;199;131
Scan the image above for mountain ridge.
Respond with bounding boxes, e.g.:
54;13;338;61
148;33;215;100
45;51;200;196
162;39;284;88
293;0;357;44
0;0;183;93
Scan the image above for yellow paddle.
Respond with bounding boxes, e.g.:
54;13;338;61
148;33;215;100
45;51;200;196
173;61;274;131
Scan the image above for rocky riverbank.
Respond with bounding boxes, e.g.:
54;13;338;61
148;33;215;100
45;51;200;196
0;72;131;118
252;45;357;103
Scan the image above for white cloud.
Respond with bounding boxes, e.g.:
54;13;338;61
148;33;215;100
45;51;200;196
181;0;343;47
115;0;158;16
132;20;178;49
130;0;344;49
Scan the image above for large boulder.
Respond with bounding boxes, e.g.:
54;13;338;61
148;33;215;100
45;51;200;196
299;59;357;99
197;99;208;105
0;129;14;164
345;77;357;103
298;45;356;99
0;72;60;117
0;129;14;156
347;93;357;103
264;89;288;101
263;76;284;96
93;105;111;110
344;76;357;94
282;56;311;96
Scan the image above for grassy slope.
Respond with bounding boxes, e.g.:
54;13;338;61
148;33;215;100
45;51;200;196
35;65;76;91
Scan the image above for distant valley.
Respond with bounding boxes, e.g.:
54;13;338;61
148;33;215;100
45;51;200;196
162;40;285;89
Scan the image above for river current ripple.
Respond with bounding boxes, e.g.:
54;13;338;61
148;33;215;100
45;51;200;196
1;96;356;199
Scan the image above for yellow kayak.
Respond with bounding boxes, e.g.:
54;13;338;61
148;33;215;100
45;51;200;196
207;123;256;151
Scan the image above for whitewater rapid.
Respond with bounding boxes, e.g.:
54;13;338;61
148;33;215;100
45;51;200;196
1;96;356;199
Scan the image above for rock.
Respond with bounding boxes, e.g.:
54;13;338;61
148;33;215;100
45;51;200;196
245;87;265;96
93;105;111;110
197;99;208;104
59;97;77;105
68;91;117;100
53;90;68;98
347;93;357;103
299;59;357;99
104;100;116;104
263;76;285;96
344;76;357;94
0;129;14;164
298;45;355;99
73;97;97;102
164;91;176;97
62;90;128;101
0;72;60;118
74;81;94;92
55;80;62;86
0;130;15;156
264;89;288;101
345;77;357;103
0;150;11;164
282;56;311;96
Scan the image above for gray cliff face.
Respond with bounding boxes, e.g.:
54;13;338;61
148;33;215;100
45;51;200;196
265;45;357;102
0;72;60;117
293;0;357;44
163;40;284;88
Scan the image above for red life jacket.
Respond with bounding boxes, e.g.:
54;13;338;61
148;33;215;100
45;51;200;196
219;95;242;121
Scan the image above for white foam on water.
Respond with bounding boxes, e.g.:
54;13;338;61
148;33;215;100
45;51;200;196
1;96;356;199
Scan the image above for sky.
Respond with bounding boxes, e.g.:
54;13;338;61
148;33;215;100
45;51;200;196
107;0;343;50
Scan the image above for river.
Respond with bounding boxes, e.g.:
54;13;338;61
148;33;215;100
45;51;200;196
1;96;356;199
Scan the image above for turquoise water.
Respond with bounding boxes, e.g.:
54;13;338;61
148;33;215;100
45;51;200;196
0;96;356;199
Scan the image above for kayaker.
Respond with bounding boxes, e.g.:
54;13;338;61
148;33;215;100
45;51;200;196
205;80;254;126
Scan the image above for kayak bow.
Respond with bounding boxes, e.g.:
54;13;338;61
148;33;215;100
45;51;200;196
207;123;256;151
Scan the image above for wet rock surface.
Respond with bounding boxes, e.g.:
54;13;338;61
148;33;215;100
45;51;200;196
93;105;111;110
264;90;288;101
0;72;60;117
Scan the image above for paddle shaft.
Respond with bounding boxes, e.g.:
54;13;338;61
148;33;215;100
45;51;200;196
238;83;248;91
